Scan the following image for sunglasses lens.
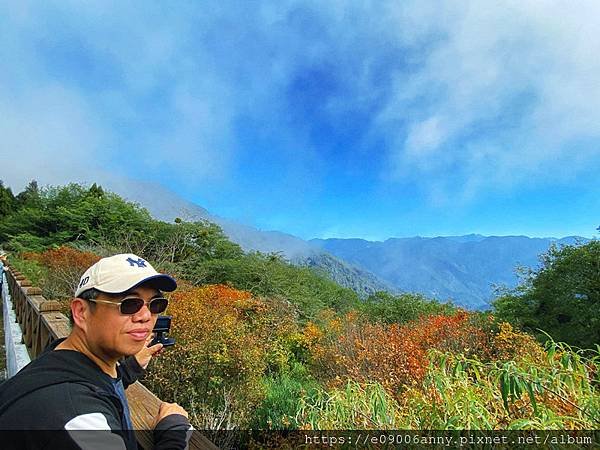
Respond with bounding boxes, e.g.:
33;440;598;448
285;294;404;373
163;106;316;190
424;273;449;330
149;297;168;314
120;298;144;314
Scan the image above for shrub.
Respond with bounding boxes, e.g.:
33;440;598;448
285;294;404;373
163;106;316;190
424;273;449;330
297;342;600;430
23;246;100;300
145;284;302;428
491;322;546;364
307;311;492;398
359;291;456;324
401;343;600;429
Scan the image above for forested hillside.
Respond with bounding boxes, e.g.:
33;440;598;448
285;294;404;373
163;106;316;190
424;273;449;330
1;180;598;438
99;177;395;297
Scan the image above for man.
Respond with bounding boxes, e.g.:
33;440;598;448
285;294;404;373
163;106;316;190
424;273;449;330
0;253;191;449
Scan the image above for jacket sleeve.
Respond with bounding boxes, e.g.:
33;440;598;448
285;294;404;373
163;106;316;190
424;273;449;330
119;356;146;389
153;414;193;450
48;384;133;450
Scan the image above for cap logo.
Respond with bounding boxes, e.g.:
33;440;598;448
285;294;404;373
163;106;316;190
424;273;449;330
79;276;90;288
126;257;147;268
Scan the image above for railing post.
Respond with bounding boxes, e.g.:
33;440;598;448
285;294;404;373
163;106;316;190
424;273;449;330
14;276;31;329
1;262;32;376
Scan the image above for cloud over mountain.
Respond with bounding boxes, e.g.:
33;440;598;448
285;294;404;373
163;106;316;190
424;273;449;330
1;1;597;239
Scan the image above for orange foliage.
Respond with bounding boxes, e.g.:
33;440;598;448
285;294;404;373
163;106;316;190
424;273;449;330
146;284;301;424
491;322;546;364
23;246;101;300
166;284;267;387
24;246;100;273
307;311;491;398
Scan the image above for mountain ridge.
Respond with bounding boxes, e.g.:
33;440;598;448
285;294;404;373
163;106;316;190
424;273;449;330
311;235;590;308
100;178;591;309
100;178;391;297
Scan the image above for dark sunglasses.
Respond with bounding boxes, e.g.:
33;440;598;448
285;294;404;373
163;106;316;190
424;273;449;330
86;296;169;315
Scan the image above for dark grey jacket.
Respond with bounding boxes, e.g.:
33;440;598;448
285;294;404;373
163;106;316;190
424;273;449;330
0;339;191;449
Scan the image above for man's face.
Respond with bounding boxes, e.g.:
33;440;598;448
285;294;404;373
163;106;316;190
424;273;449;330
84;284;162;359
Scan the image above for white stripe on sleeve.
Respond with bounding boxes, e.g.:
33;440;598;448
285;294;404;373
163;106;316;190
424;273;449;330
65;413;127;450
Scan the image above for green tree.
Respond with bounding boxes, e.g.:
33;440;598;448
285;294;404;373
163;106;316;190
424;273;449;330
359;290;456;324
181;251;361;319
0;180;16;219
127;219;244;268
87;183;105;198
493;240;600;349
15;179;40;207
0;183;152;251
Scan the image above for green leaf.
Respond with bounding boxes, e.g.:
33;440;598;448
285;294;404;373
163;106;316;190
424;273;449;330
525;382;538;414
500;374;510;412
508;418;534;430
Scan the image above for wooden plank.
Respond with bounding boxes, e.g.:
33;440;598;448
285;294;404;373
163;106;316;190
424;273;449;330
38;318;52;357
127;382;160;448
22;298;35;347
24;286;43;296
27;296;50;357
40;300;62;312
12;281;25;324
41;312;71;340
27;295;46;314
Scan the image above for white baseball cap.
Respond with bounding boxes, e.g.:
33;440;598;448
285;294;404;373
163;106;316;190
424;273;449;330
75;253;177;297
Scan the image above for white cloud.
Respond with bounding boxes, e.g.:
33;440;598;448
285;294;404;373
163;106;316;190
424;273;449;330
1;0;598;208
379;0;600;201
0;83;110;191
0;1;238;190
405;117;447;157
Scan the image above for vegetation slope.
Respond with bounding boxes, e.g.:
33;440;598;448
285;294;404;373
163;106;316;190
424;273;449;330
1;180;598;438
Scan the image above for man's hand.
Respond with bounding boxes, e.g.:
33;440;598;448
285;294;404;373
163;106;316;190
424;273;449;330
152;402;189;428
134;335;163;369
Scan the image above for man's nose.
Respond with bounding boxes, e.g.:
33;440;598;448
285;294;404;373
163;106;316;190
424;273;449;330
132;303;152;322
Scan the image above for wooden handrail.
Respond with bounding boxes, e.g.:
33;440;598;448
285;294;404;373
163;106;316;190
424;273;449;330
2;262;216;450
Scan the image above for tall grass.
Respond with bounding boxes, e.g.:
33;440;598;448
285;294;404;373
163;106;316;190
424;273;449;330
252;363;320;429
298;380;401;429
295;341;600;429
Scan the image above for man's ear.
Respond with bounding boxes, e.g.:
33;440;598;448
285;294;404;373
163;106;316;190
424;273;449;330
71;298;89;331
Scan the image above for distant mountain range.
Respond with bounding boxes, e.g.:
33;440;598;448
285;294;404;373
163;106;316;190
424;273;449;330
102;178;590;309
311;235;589;309
101;179;391;296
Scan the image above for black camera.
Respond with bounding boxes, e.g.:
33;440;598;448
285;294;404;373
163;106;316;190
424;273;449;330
150;315;175;347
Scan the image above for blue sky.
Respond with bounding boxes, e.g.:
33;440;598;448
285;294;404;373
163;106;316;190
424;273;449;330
1;1;598;240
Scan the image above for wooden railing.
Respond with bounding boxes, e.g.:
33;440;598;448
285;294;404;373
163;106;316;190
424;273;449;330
2;260;217;450
6;268;70;357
